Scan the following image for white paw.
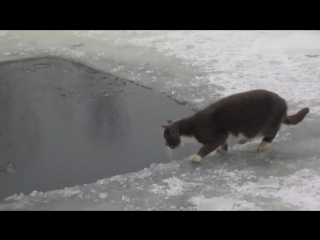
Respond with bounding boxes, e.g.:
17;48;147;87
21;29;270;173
188;154;202;162
216;146;226;154
257;141;270;152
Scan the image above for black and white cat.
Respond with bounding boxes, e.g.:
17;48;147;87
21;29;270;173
162;89;309;162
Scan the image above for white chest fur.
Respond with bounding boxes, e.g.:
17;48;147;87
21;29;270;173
227;132;248;143
180;132;257;147
180;136;200;145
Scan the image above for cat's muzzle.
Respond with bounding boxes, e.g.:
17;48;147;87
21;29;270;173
166;144;176;149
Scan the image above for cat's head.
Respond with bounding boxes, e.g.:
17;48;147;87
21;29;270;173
161;120;181;149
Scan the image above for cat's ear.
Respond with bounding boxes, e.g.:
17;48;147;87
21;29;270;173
161;125;169;129
167;120;173;124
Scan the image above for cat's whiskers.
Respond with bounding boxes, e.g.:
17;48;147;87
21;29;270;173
166;146;172;158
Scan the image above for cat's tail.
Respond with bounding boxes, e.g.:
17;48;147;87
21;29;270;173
283;107;310;125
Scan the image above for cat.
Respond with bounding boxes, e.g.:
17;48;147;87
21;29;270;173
162;89;310;162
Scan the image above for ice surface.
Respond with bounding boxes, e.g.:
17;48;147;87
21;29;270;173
190;196;236;210
0;31;319;112
0;31;320;210
255;177;280;189
2;121;320;210
2;147;320;210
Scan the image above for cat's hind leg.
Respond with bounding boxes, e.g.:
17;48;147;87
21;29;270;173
258;111;285;152
257;135;276;151
216;142;228;154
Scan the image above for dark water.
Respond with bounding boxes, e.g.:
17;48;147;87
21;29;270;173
0;57;198;200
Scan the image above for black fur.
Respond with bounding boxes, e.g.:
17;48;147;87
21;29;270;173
162;89;309;159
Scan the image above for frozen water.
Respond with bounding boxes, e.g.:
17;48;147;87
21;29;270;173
1;31;320;112
255;177;280;189
0;31;320;210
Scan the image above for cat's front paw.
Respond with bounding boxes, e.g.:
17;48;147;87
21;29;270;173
257;141;270;152
188;154;202;162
